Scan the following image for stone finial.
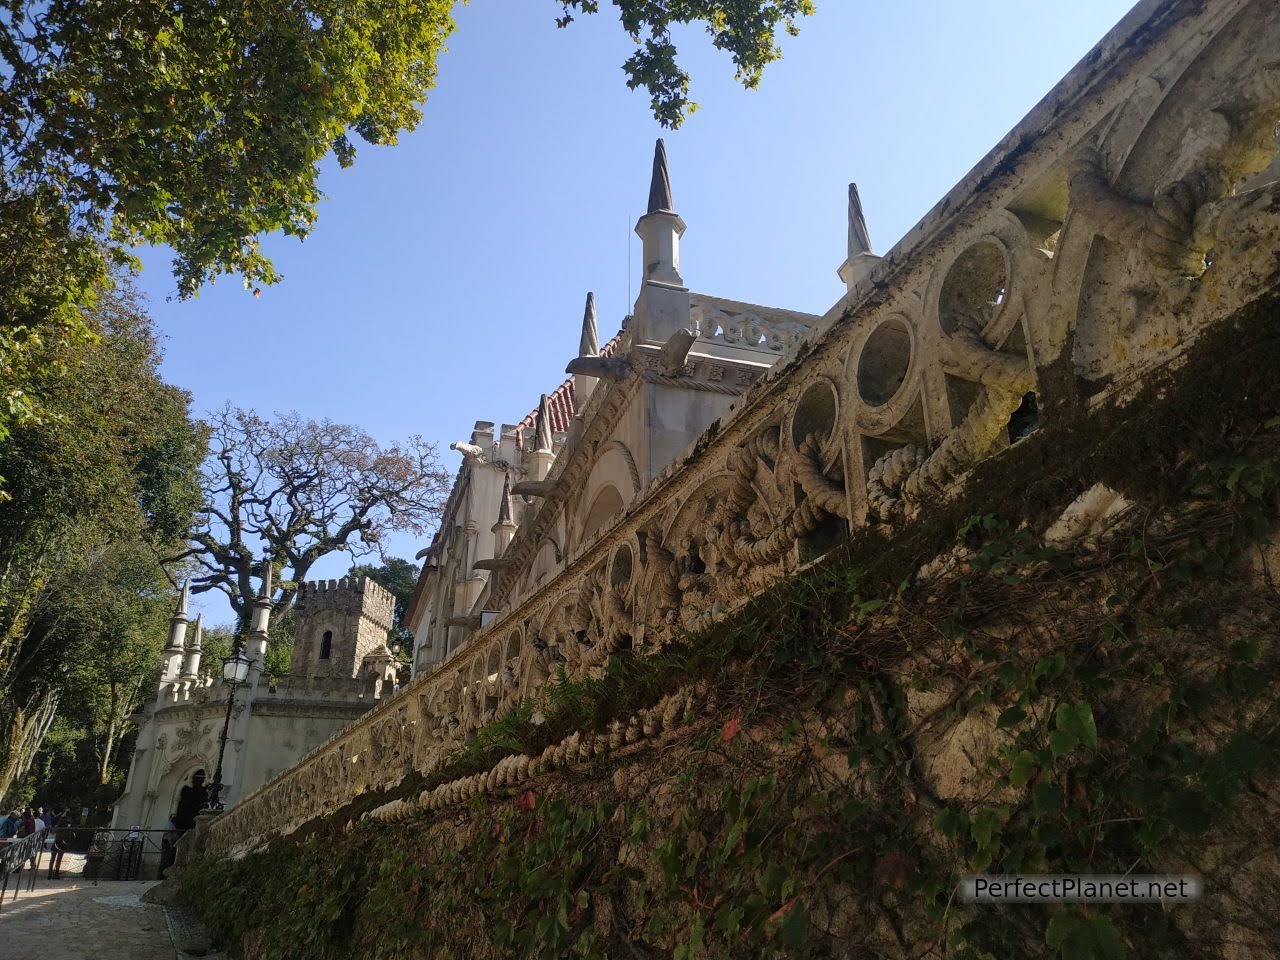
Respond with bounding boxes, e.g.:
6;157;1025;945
839;182;880;291
497;472;514;527
579;292;598;359
180;613;204;683
163;578;191;679
647;138;675;214
248;560;274;644
634;138;688;334
534;394;554;453
259;560;273;601
847;182;872;258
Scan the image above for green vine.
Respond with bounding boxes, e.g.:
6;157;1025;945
180;304;1280;959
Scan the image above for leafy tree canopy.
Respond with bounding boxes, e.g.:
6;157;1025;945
0;276;204;802
556;1;815;127
0;0;809;298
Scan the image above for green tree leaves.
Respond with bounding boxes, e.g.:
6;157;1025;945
1052;702;1098;758
556;1;815;127
0;0;812;457
0;275;203;803
1046;912;1126;960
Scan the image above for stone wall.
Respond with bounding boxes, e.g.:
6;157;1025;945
291;576;395;680
179;312;1280;957
201;0;1280;861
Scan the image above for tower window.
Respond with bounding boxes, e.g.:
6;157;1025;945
320;630;333;660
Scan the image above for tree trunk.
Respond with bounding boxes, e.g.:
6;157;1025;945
98;676;142;785
0;688;60;803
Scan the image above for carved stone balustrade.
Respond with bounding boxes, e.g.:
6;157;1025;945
203;0;1280;860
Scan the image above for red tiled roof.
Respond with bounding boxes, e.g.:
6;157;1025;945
516;332;622;448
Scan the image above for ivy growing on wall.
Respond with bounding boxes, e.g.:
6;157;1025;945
180;302;1280;959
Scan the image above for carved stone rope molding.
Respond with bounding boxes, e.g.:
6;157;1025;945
201;0;1280;860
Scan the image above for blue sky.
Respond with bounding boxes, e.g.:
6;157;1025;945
136;0;1135;626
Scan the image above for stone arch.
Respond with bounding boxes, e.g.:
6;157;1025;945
151;755;211;832
570;441;640;551
599;440;641;495
1052;7;1280;393
580;485;625;543
636;472;738;633
524;536;562;595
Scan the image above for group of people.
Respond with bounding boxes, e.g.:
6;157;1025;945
0;805;70;878
0;805;67;839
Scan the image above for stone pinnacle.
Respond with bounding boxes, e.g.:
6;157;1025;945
580;292;599;358
647;138;675;214
535;394;554;453
847;182;873;258
497;472;514;526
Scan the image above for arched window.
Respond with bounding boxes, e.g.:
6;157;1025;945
319;630;333;660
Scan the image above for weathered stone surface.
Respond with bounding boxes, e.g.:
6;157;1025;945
200;0;1280;863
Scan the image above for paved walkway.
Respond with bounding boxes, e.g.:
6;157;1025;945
0;854;213;960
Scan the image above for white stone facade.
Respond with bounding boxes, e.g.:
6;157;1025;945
406;143;818;678
111;576;397;834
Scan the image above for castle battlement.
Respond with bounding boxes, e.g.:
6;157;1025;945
294;576;395;633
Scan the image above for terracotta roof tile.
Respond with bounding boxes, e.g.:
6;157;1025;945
516;332;622;448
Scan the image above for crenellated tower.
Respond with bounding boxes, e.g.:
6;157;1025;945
291;576;396;680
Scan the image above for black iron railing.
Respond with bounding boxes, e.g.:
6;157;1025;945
74;828;174;882
0;829;47;911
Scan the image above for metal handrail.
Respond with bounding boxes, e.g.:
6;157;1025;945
80;828;173;882
0;828;47;910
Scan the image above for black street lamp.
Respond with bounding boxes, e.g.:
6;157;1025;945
206;641;254;811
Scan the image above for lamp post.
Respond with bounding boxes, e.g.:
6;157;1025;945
206;641;254;811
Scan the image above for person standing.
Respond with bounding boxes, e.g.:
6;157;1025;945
172;771;208;832
46;809;67;879
161;771;208;877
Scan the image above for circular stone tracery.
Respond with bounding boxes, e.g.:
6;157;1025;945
791;379;839;449
856;317;913;407
938;240;1009;335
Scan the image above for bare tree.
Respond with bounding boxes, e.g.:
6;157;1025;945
178;406;450;623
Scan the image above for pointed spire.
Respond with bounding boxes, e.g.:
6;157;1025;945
647;138;675;214
497;472;514;526
259;559;273;601
847;182;872;258
534;394;554;453
579;292;598;358
163;578;191;676
247;559;273;658
180;612;203;683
